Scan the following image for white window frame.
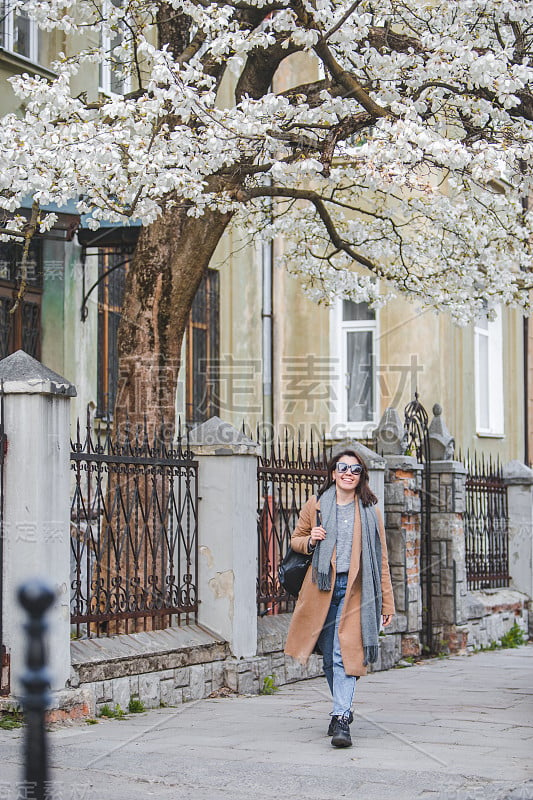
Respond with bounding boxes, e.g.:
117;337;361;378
329;299;380;438
2;2;39;63
99;0;129;97
474;305;504;437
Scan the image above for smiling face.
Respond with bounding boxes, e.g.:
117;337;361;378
332;454;362;495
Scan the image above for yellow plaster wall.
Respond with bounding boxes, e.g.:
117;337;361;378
210;227;264;431
270;262;525;460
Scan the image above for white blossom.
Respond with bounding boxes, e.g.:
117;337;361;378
2;0;533;321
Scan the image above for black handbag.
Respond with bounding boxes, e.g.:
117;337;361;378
278;547;312;597
278;508;321;597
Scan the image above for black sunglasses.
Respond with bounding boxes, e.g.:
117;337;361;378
336;462;363;475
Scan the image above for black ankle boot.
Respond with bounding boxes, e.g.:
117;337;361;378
327;711;353;737
331;714;352;748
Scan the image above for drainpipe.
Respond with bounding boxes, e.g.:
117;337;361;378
525;316;529;465
523;191;530;465
262;236;274;430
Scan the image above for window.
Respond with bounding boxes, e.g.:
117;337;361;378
186;270;219;424
1;2;40;62
96;248;129;417
99;0;128;96
330;299;378;435
0;237;42;359
474;306;504;436
94;256;219;423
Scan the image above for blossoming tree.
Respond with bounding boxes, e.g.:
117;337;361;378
2;0;533;423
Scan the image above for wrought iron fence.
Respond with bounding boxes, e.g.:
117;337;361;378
70;413;198;638
257;433;330;615
462;451;510;591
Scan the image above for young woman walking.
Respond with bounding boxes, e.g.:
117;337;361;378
284;449;395;747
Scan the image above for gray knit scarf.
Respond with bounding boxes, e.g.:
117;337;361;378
311;484;383;665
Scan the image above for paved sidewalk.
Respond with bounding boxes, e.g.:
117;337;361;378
1;645;532;800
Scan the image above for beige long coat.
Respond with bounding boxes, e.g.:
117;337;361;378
284;494;395;677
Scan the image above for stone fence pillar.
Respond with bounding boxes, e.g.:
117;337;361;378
503;461;533;632
188;417;259;658
383;456;423;657
0;351;75;695
429;460;469;653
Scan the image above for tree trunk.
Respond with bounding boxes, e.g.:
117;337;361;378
98;202;233;634
115;201;233;436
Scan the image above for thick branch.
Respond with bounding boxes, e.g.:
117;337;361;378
289;0;389;118
282;78;351;109
236;185;381;272
236;39;302;102
366;26;425;55
320;112;374;175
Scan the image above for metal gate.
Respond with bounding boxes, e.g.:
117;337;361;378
463;452;510;590
70;414;199;638
257;433;330;615
403;393;434;654
0;386;9;695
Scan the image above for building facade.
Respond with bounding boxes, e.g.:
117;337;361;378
0;6;528;463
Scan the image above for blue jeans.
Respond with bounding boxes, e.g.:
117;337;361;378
317;573;357;717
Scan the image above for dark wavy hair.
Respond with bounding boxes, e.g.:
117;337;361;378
317;449;377;506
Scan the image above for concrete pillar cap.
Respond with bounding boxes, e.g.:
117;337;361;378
0;350;76;396
373;407;407;455
502;460;533;485
428;403;455;461
186;416;260;455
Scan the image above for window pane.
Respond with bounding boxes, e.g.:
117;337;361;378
192;279;207;324
346;330;373;422
477;332;489;429
207;271;220;418
192;327;207;422
0;3;6;49
13;11;30;57
342;299;375;322
0;296;12;359
187;270;220;424
0;239;42;286
110;28;125;94
97;249;128;417
21;301;41;358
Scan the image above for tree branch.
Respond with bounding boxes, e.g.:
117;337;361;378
235;185;381;272
290;0;389;118
323;0;362;42
10;201;40;315
320;112;373;175
236;38;302;102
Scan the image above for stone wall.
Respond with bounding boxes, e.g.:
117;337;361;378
465;589;529;651
55;620;324;718
14;615;405;720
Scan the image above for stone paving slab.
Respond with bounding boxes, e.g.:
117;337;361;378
1;644;532;800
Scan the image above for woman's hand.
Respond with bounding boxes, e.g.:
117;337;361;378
382;614;393;627
309;525;327;546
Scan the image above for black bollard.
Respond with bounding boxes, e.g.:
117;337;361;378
18;580;55;800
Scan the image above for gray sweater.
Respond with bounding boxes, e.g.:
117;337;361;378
335;501;355;573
